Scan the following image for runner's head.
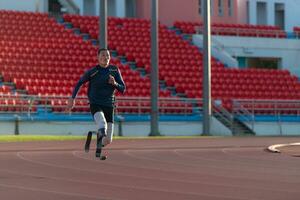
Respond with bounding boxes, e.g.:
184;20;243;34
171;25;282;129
97;48;110;67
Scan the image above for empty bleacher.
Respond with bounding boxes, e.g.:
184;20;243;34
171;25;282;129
293;26;300;38
174;21;287;38
0;10;192;114
1;10;300;115
63;14;300;112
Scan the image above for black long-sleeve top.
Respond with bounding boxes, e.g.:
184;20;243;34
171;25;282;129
72;64;126;107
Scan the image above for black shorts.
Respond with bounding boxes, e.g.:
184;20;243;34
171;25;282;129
90;104;114;123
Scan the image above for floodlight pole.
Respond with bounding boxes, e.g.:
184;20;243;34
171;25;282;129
149;0;160;136
202;0;212;135
99;0;107;49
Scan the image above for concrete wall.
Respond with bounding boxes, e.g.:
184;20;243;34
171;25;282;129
0;0;48;12
237;0;248;24
247;0;300;32
1;119;299;136
0;121;15;135
111;117;232;136
246;122;300;136
2;0;300;32
0;117;231;136
193;35;300;77
73;0;83;15
136;0;239;26
193;35;238;67
83;0;96;16
73;0;125;17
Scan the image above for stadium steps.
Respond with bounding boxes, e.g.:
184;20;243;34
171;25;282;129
213;101;255;135
59;17;184;99
0;11;193;114
54;16;189;112
59;20;96;45
232;118;255;135
215;113;256;136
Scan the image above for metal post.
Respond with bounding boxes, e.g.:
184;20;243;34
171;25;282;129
99;0;107;49
117;115;124;136
14;115;20;135
149;0;160;136
202;0;212;136
118;120;123;136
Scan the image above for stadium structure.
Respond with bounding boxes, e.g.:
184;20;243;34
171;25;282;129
1;0;300;136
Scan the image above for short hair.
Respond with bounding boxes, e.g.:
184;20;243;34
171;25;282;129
97;48;109;56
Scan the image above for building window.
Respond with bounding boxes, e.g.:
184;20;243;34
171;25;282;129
211;0;213;16
199;0;214;16
218;0;223;16
246;1;249;23
256;2;267;25
228;0;233;16
199;0;202;16
275;3;285;29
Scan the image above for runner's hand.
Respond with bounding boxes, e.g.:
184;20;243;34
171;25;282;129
108;75;117;86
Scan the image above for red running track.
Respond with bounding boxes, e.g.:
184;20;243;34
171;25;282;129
0;137;299;200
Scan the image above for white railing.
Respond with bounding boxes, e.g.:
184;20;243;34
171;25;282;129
0;94;201;116
195;26;286;38
2;94;299;118
232;99;300;135
232;99;300;116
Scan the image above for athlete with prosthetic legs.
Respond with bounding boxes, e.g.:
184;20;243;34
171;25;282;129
67;48;126;159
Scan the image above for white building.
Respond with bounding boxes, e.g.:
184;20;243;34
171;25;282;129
247;0;300;32
0;0;134;18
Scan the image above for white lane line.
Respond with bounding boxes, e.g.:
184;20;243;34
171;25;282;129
0;182;107;200
267;143;300;153
0;167;260;200
15;151;233;198
9;150;300;197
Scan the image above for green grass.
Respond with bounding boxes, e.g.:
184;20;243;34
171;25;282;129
0;135;221;142
0;135;86;142
114;135;220;139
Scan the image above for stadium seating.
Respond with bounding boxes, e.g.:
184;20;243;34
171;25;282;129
293;27;300;38
0;10;192;114
1;10;299;115
0;11;91;98
0;92;37;113
63;14;300;110
174;21;287;38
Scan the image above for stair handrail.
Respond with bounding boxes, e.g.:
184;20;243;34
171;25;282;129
194;25;237;58
58;0;80;14
211;37;237;58
232;99;255;130
212;100;234;131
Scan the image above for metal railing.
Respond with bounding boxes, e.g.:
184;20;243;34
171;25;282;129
232;99;300;134
232;99;300;116
232;99;255;130
212;100;233;127
212;99;253;135
0;94;201;116
195;26;286;38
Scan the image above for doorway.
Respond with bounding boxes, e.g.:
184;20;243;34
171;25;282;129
275;3;285;30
